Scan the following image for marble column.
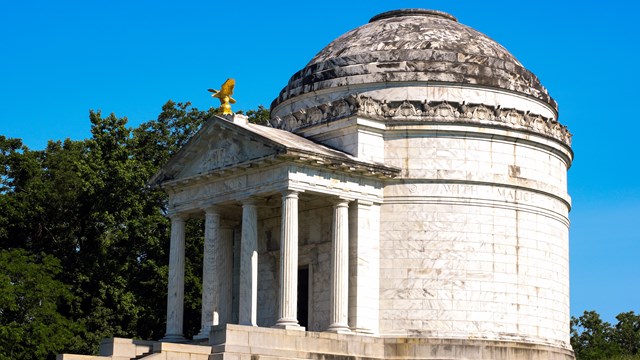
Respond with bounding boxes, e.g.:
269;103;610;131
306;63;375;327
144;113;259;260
218;226;234;326
239;199;258;326
195;207;220;340
163;214;187;342
274;190;303;330
328;199;351;333
231;227;241;324
348;201;380;334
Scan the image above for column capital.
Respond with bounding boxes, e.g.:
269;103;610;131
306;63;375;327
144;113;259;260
220;219;240;229
353;199;374;207
331;197;351;208
241;197;261;206
168;212;188;221
203;205;222;215
281;189;300;199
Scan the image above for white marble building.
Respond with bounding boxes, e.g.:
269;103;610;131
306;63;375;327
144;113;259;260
59;8;574;360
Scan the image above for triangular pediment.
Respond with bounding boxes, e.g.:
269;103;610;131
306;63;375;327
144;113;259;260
150;115;401;187
152;116;284;183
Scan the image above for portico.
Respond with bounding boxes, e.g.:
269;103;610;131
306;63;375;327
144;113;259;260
150;114;399;341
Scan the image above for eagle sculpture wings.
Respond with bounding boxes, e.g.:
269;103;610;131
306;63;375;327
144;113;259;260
208;78;236;115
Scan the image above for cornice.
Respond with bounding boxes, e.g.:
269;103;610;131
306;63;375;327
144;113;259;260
270;95;572;146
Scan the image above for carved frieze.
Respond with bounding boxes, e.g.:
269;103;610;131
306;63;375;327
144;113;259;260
395;101;418;117
199;134;245;173
359;96;382;116
306;106;324;123
426;101;460;118
271;96;572;146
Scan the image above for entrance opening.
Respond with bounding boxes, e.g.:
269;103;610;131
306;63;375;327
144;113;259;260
297;267;309;329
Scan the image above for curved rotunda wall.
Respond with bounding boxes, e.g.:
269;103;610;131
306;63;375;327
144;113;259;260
270;8;573;354
379;125;572;347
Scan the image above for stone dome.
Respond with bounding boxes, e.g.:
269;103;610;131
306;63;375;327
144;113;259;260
271;9;556;112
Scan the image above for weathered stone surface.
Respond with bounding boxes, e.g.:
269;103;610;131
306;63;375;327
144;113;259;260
239;200;258;326
209;324;574;360
272;95;571;146
195;207;223;340
150;114;400;190
163;215;186;342
274;190;303;330
272;9;556;112
327;199;350;333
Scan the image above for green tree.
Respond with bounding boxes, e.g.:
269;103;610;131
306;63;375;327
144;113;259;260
614;311;640;355
0;101;272;358
132;101;215;168
572;310;624;359
245;105;270;125
0;249;82;360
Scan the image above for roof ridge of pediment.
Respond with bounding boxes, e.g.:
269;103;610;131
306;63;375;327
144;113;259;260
149;114;399;187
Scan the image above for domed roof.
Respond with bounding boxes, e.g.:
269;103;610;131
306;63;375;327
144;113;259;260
271;9;556;111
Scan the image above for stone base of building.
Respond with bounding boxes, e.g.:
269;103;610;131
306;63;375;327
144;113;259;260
58;325;575;360
211;324;575;360
57;338;212;360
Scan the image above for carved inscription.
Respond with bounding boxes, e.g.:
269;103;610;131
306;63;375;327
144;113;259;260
440;184;479;196
421;183;566;212
496;188;535;202
438;184;534;203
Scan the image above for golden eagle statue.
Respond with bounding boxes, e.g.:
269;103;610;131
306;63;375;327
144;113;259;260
208;78;236;115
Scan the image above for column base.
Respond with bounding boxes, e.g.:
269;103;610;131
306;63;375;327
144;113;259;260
193;329;210;340
273;323;306;331
351;327;375;335
326;324;352;334
238;321;258;327
161;333;188;343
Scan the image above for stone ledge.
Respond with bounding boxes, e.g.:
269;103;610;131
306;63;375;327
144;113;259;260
58;340;212;360
59;330;574;360
211;325;574;360
153;341;212;355
100;337;155;359
56;355;108;360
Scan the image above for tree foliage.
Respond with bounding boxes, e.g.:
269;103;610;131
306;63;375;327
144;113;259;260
572;310;640;359
0;249;81;360
0;101;267;358
244;105;270;125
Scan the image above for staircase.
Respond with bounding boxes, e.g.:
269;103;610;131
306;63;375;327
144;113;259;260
56;337;212;360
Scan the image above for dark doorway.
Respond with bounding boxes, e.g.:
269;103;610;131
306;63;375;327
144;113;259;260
297;267;309;328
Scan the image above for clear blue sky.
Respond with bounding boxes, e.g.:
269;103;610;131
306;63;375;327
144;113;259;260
1;1;638;324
